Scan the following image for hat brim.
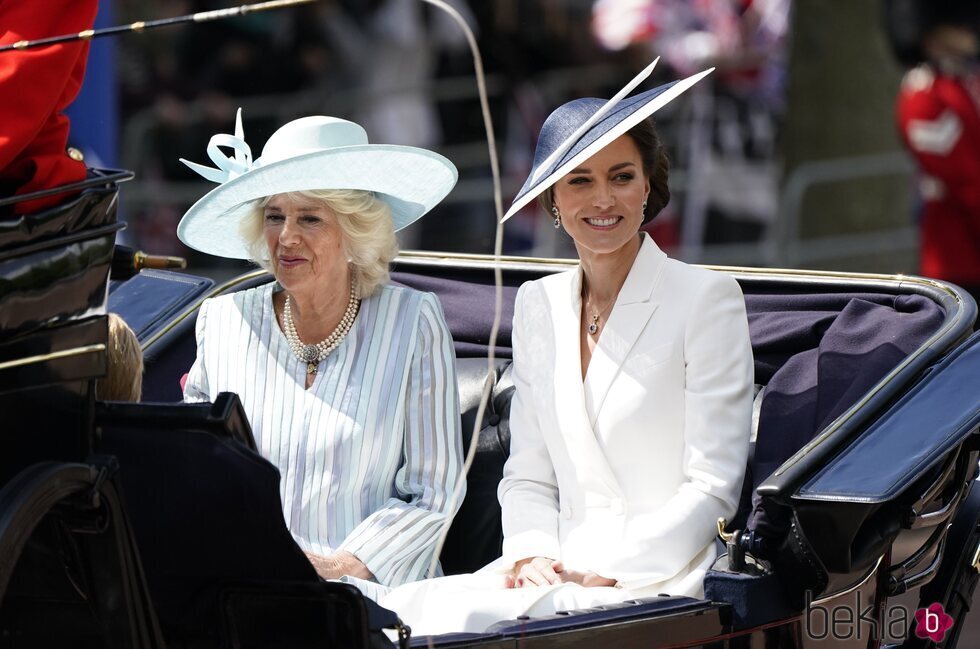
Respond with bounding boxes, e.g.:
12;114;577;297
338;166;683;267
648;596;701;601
177;144;457;259
501;68;713;222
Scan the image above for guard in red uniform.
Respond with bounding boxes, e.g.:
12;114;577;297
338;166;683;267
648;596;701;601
889;0;980;300
0;1;98;215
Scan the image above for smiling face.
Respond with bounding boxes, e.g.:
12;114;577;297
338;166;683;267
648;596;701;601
263;194;349;295
551;134;651;257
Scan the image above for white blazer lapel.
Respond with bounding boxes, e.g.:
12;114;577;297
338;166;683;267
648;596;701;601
586;235;668;421
547;268;622;497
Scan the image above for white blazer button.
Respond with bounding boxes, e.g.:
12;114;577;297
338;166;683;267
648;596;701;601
562;505;573;519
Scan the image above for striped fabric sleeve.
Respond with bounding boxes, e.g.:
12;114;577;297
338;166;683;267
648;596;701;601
338;292;464;586
182;298;212;403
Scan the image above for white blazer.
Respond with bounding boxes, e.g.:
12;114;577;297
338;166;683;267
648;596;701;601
499;233;754;594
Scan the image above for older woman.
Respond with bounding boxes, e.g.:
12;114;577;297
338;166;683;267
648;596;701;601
369;62;754;635
177;111;464;588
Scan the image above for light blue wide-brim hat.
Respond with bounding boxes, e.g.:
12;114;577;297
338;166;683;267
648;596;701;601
176;110;458;259
502;60;713;222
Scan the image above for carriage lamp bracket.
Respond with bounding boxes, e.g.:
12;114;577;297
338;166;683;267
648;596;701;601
716;518;744;569
718;518;770;572
717;518;735;543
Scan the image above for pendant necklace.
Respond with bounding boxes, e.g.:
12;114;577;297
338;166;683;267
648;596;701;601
283;279;360;375
584;290;617;336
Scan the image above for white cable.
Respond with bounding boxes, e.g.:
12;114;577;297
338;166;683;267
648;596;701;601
418;0;505;588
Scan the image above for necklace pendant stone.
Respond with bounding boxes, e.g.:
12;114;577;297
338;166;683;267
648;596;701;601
300;344;319;363
588;321;598;335
307;362;317;375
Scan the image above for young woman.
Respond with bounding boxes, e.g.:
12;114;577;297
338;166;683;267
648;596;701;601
365;66;755;635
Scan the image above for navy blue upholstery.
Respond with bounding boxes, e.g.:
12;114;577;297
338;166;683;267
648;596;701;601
745;293;944;537
392;270;519;358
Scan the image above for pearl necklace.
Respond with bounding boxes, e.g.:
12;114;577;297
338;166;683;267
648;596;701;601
283;280;360;375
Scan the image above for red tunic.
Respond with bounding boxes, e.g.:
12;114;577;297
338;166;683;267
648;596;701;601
0;0;98;214
896;64;980;287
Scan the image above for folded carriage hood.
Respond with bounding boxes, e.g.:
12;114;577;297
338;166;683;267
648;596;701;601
785;330;980;579
796;330;980;504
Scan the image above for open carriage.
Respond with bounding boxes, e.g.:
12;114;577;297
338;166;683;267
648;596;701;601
1;170;979;648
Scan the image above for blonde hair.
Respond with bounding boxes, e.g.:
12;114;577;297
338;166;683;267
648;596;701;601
96;313;143;402
239;189;399;298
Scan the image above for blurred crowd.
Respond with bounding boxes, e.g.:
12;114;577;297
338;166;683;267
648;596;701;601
6;0;976;293
110;0;790;269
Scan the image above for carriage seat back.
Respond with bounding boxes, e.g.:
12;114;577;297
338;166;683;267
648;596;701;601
95;394;319;639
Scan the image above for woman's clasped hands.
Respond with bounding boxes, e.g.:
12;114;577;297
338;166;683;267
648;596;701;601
507;556;616;589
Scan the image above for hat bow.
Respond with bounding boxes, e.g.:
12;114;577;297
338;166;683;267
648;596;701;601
179;108;253;184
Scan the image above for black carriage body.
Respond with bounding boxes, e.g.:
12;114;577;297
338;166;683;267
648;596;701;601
2;173;980;648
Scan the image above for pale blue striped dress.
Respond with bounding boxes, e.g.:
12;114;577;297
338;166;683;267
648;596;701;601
183;281;464;587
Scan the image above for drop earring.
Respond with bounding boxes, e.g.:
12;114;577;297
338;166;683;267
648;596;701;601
552;206;562;229
641;200;648;214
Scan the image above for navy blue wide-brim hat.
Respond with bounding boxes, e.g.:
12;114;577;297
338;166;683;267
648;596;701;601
502;62;713;222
